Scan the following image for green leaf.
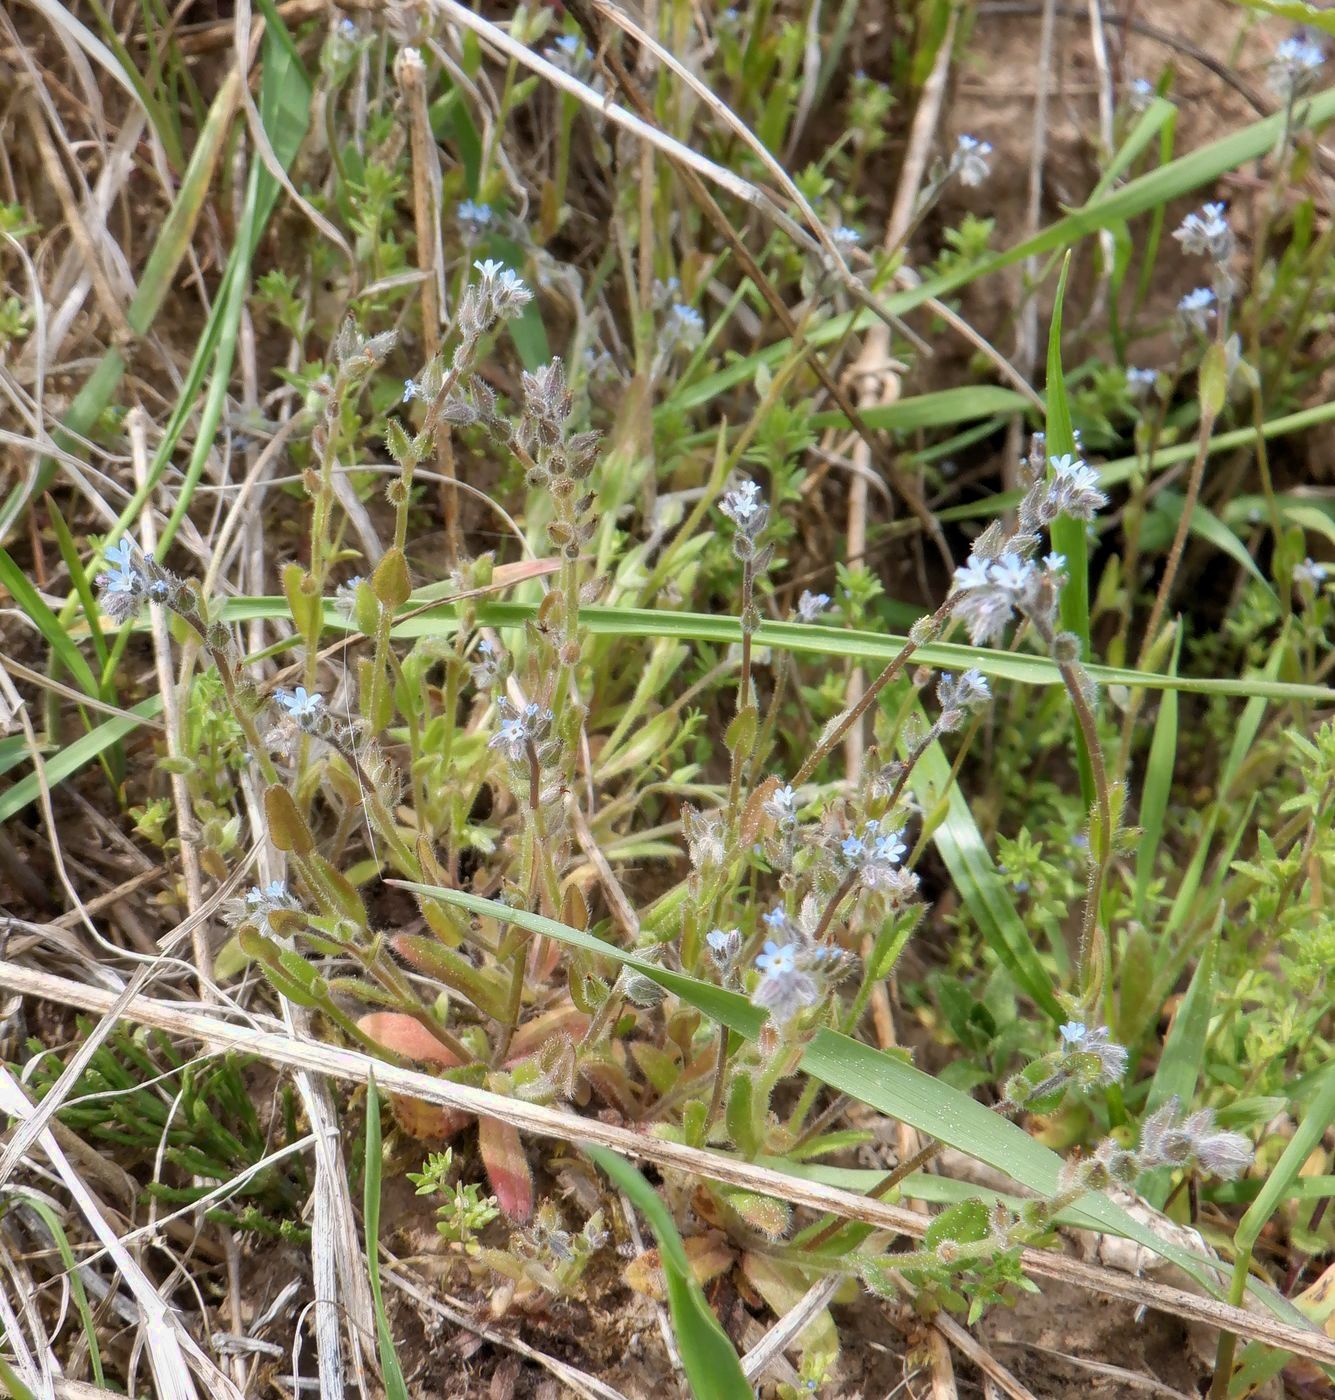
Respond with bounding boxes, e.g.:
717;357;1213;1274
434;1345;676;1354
364;1074;411;1400
905;715;1062;1020
0;696;163;824
0;547;100;702
924;1197;990;1249
586;1146;753;1400
1044;254;1095;810
1134;627;1181;920
808;385;1030;434
1139;933;1217;1207
215;598;1335;704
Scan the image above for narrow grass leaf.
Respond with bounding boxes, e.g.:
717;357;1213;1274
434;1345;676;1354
0;696;162;824
364;1073;411;1400
1134;626;1181;920
8;1191;105;1386
207;598;1335;702
807;385;1030;434
586;1145;752;1400
904;717;1063;1020
0;548;100;703
1045;254;1095;810
1140;932;1218;1208
44;495;110;676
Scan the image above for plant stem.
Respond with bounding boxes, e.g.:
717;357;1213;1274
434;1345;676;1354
793;601;951;786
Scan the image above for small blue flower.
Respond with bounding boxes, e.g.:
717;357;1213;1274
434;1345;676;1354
795;590;831;623
1059;1022;1129;1086
753;940;821;1025
403;379;421;403
104;539;135;571
276;687;324;721
1295;557;1329;589
762;907;789;932
756;940;796;975
491;717;527;763
457;200;493;236
952;134;993;187
1178;286;1216;334
1270;34;1325;98
841;834;866;862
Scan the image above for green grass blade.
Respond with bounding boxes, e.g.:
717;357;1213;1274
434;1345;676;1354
109;11;312;556
207;598;1335;703
0;696;162;824
938;399;1335;525
906;719;1062;1020
1045;254;1095;810
1134;627;1181;920
806;385;1031;434
1163;493;1276;601
364;1073;410;1400
44;496;110;677
1139;932;1218;1208
1089;98;1176;197
7;1192;105;1386
0;549;100;703
586;1146;753;1400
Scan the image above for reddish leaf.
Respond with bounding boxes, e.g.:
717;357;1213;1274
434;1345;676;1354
357;1012;472;1139
477;1115;533;1222
508;1004;589;1061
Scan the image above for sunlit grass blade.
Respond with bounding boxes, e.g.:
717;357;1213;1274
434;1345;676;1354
1134;627;1181;920
364;1073;411;1400
905;714;1062;1020
586;1146;752;1400
1045;254;1094;810
1139;932;1218;1208
0;696;162;824
207;598;1335;703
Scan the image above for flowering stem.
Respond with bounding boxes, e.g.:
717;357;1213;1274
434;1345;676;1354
793;601;951;786
738;558;756;715
811;870;859;946
1059;656;1114;1001
705;1024;731;1133
884;719;948;813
